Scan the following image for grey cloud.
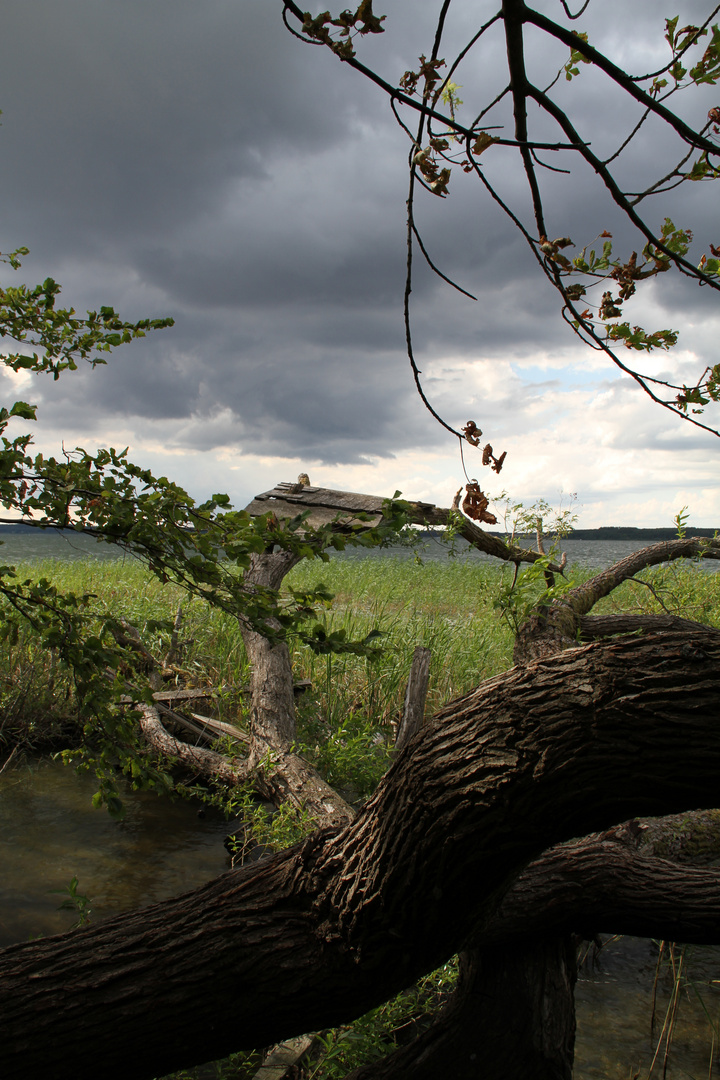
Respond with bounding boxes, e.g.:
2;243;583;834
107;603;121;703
0;0;380;250
2;0;718;479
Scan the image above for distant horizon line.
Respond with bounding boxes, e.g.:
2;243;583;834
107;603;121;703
0;522;716;539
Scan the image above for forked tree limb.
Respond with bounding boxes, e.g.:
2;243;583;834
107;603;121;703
566;537;720;615
119;545;354;827
138;704;353;828
514;536;720;662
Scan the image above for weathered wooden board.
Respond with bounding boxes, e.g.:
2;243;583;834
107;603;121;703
118;687;213;705
244;483;386;528
252;1035;316;1080
243;497;382;529
244;481;436;531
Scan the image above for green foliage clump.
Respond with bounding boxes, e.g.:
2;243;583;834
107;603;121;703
305;959;458;1078
48;876;92;929
593;559;720;629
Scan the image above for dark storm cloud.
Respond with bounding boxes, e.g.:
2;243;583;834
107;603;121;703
1;0;718;472
0;0;363;242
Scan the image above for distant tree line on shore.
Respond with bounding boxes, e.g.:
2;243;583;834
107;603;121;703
1;522;717;542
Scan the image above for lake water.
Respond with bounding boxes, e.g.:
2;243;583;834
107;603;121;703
0;758;237;948
1;527;718;572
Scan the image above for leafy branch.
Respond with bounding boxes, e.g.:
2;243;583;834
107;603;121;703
1;253;173;380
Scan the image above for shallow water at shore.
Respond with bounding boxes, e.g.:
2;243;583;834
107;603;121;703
575;935;720;1079
0;757;236;947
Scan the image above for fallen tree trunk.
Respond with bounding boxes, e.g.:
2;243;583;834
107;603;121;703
1;629;720;1079
484;826;720;945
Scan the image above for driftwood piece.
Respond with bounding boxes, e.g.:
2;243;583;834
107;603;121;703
138;705;248;785
190;713;250;744
0;746;19;776
118;687;215;705
251;1035;315;1080
155;705;217;746
395;647;431;752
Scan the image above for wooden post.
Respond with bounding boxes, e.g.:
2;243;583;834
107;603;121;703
395;646;431;752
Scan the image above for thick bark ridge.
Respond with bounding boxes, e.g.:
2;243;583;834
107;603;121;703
1;630;720;1080
484;828;720;945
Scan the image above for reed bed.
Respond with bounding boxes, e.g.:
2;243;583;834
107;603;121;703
1;552;717;761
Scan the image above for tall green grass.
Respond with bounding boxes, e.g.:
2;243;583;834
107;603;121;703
0;555;516;754
1;553;716;759
285;557;515;795
0;558;249;750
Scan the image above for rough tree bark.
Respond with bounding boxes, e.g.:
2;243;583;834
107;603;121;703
239;550;301;753
344;937;579;1080
345;820;720;1080
1;629;720;1080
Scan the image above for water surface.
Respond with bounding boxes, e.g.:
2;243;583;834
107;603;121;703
1;527;717;573
575;935;720;1079
0;758;235;947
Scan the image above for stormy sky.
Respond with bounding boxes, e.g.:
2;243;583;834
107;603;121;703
1;0;718;527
